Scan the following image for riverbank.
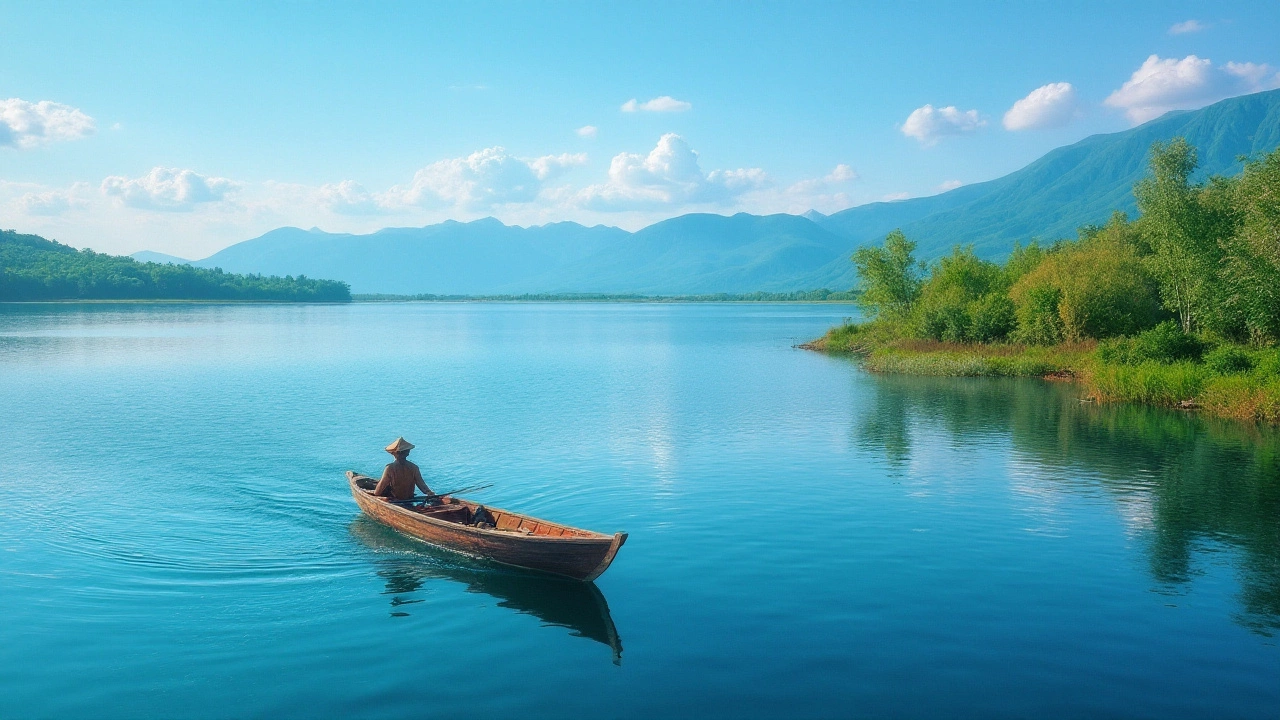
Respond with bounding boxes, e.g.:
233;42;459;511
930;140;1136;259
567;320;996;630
353;290;858;303
803;323;1280;424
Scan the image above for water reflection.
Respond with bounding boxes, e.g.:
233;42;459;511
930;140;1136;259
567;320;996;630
853;371;1280;634
349;516;624;663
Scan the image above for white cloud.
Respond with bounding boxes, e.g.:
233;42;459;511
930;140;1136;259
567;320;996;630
744;164;859;215
17;185;88;216
101;167;239;211
0;98;95;149
1104;54;1280;124
825;164;858;183
901;104;985;146
620;96;692;113
1003;82;1080;131
577;133;766;210
1169;19;1207;35
384;147;584;211
317;180;383;215
576;125;598;138
528;152;588;180
882;192;911;201
937;180;964;192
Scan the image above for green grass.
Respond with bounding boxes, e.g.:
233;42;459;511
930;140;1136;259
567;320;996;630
805;322;1280;424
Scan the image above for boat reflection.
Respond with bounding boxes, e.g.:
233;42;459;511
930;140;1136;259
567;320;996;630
349;515;624;664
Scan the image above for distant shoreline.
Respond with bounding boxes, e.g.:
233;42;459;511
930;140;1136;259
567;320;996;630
352;291;858;303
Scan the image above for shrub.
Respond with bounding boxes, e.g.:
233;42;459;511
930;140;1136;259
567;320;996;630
970;294;1017;342
1132;321;1205;363
1012;285;1064;345
1204;345;1255;374
1009;231;1161;342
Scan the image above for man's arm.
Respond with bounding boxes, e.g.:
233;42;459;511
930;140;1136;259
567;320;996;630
413;465;432;496
373;465;393;497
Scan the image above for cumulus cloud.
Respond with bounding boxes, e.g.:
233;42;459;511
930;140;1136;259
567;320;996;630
825;164;858;183
0;98;95;149
383;147;585;211
576;125;598;138
101;167;239;211
1169;19;1207;35
528;152;588;180
317;180;383;215
1003;82;1080;131
620;96;692;113
1105;54;1280;124
901;104;985;146
577;133;766;210
747;164;859;215
17;186;88;216
937;180;964;192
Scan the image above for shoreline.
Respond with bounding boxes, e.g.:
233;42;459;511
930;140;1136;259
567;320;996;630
802;328;1280;425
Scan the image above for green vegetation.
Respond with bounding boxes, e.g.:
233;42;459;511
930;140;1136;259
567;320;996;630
1;230;350;302
807;139;1280;424
354;289;858;303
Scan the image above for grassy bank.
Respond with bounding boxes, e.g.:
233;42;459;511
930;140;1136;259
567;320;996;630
804;323;1280;424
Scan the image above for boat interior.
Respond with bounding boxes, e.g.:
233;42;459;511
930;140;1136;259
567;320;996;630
353;475;598;538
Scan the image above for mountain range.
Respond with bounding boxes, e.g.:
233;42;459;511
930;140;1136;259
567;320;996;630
138;89;1280;295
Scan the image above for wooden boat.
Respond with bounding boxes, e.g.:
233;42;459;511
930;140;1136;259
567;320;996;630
349;515;624;664
346;471;628;581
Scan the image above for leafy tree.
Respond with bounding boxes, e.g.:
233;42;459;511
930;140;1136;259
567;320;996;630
1220;147;1280;343
911;246;1014;342
1133;139;1225;333
1010;216;1162;342
851;229;923;322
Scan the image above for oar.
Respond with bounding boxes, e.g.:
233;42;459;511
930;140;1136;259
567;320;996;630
386;483;493;505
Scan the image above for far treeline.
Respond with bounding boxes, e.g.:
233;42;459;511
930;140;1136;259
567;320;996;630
0;231;351;302
354;289;857;303
811;138;1280;423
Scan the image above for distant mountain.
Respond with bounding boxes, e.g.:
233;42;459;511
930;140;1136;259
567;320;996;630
162;89;1280;295
522;213;851;294
192;220;629;295
813;88;1280;271
131;250;192;265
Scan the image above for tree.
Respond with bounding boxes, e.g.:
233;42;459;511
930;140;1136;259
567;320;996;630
1220;147;1280;343
1133;138;1224;333
911;245;1013;342
1010;217;1162;343
851;229;923;323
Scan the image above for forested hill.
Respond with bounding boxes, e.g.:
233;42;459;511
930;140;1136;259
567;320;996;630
0;231;351;302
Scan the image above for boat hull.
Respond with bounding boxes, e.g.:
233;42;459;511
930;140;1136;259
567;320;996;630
347;472;626;581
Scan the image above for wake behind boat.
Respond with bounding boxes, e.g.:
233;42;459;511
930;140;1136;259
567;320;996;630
346;471;628;581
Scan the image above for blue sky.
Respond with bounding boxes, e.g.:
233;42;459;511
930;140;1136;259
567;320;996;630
2;0;1279;257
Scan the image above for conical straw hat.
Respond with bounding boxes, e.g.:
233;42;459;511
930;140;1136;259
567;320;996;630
385;437;415;453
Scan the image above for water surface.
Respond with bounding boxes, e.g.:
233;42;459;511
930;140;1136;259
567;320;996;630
1;302;1276;718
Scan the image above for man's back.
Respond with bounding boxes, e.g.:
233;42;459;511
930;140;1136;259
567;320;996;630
378;459;424;500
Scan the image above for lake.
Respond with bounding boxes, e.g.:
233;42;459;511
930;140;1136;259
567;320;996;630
0;302;1276;719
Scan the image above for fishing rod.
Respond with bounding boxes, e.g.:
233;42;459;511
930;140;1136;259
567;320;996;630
385;483;494;505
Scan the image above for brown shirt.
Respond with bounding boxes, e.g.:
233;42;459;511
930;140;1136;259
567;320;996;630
374;459;429;500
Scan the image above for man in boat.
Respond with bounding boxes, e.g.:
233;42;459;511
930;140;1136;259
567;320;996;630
373;437;433;501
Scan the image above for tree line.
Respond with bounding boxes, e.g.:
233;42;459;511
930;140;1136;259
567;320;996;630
0;231;351;302
851;138;1280;348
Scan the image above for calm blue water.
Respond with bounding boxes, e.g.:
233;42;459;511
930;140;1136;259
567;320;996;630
1;302;1277;719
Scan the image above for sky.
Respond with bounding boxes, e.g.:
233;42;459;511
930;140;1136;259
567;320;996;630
2;0;1279;258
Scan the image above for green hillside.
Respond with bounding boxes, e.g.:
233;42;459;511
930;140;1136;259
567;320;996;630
132;89;1280;296
0;230;351;302
820;89;1280;259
